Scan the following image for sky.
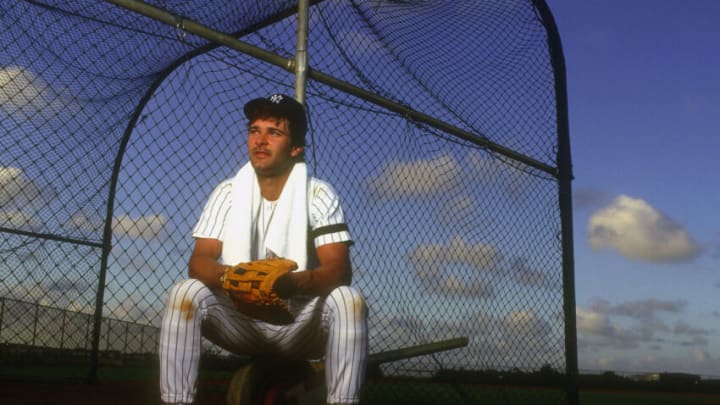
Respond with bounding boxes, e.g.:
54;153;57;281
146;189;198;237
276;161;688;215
546;0;720;376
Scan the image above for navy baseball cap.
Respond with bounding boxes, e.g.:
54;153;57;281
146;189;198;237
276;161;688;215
243;93;307;146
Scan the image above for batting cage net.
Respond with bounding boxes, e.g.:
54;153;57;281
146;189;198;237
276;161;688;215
0;0;575;403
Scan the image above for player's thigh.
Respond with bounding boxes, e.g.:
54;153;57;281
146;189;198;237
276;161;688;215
202;295;272;354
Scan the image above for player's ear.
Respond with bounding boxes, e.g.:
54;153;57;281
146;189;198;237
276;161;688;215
290;146;304;158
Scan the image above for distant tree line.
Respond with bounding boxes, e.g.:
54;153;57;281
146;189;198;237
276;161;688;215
0;343;242;370
433;365;720;393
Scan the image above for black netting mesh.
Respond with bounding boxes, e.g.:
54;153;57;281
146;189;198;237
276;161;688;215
1;0;574;403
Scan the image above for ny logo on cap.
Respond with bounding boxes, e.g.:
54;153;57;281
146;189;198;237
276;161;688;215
269;94;284;104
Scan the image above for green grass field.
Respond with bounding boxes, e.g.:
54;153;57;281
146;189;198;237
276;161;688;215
363;380;720;405
581;390;720;405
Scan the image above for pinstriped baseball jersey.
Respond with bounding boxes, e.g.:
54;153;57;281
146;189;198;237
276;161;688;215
192;176;353;260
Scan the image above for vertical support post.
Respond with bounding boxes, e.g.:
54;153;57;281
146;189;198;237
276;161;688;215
533;1;579;404
294;0;309;104
60;311;66;349
106;319;112;352
87;314;93;350
124;321;130;354
0;298;5;342
140;325;145;354
32;303;39;346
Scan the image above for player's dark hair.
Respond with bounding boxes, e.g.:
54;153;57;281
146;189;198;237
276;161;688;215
244;95;307;148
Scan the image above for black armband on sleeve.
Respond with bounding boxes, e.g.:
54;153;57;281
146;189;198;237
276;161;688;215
309;223;348;239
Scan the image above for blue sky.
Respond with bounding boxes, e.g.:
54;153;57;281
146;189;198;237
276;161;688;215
547;0;720;376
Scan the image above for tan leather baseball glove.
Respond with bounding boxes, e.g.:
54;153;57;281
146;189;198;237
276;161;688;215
221;258;298;324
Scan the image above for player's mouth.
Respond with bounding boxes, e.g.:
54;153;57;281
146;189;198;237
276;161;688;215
253;149;271;158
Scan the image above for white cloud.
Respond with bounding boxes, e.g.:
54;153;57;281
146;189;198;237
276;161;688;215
465;153;532;198
0;166;43;206
366;153;461;199
406;235;498;297
407;235;500;271
580;346;720;377
673;320;711;337
63;210;169;242
507;257;556;289
576;298;720;375
65;210;104;234
587;195;700;262
578;298;696;348
591;297;687;320
0;66;42;107
0;166;46;229
576;305;650;351
577;307;620;337
494;309;558;366
1;209;40;228
113;214;167;241
503;310;553;345
434;194;476;226
0;66;81;120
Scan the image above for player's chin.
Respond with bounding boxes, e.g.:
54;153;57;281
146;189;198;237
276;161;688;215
250;158;271;172
252;161;292;178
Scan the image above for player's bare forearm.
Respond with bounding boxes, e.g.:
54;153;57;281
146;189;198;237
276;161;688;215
291;242;352;296
188;238;226;290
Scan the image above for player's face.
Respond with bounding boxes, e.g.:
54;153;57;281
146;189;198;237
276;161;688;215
247;117;303;178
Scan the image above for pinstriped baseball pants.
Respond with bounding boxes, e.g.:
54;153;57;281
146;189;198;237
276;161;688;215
159;278;368;404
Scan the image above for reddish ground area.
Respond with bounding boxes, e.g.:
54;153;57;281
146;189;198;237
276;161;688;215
0;379;228;405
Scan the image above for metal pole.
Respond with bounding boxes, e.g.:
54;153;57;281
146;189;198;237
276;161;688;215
60;311;66;349
295;0;309;104
533;1;579;404
0;298;4;342
124;321;130;355
107;0;292;72
32;303;39;346
368;336;468;366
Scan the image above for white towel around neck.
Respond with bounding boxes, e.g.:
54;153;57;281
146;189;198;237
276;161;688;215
221;161;308;271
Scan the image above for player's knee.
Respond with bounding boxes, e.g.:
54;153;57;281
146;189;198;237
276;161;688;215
166;278;206;306
328;285;367;320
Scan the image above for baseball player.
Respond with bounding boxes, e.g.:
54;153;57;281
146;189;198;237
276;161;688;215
159;93;369;404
